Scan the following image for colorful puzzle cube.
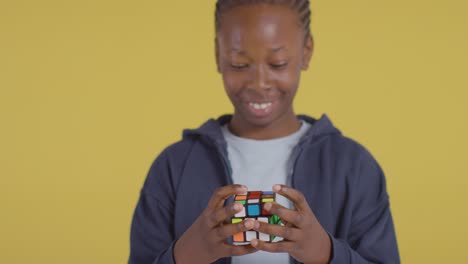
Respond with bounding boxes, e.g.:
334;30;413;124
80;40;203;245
231;191;284;245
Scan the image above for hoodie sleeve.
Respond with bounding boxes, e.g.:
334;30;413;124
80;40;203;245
128;150;177;264
328;148;400;264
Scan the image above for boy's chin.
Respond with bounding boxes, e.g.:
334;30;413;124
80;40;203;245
234;112;278;128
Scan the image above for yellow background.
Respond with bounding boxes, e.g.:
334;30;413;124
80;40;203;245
1;0;467;263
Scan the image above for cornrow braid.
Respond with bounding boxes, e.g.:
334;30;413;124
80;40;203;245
215;0;312;43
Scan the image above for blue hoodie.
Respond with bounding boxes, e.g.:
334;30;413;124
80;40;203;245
128;113;400;264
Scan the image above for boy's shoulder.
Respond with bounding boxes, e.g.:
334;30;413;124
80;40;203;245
297;114;383;173
155;116;226;162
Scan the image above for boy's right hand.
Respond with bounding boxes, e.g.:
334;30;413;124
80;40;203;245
173;184;258;264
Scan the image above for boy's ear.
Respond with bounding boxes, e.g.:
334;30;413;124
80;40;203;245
215;37;221;73
302;35;314;70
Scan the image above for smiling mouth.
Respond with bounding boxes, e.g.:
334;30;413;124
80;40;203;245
246;101;275;118
249;102;272;110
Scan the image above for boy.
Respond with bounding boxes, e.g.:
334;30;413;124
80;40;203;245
129;1;400;263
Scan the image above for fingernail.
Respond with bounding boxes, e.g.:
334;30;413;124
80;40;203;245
238;185;248;192
233;203;242;211
264;202;272;211
244;220;253;229
273;184;281;192
254;220;260;229
251;239;258;247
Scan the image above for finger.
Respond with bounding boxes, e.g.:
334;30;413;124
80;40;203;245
263;202;306;228
207;184;247;210
272;184;311;213
208;202;244;228
221;243;259;257
213;219;256;241
252;220;300;241
250;239;298;254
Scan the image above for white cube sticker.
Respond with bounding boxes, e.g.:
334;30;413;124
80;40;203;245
234;207;246;217
246;231;257;241
259;232;269;241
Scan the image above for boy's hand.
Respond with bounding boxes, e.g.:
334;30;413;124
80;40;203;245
250;184;332;264
174;184;258;264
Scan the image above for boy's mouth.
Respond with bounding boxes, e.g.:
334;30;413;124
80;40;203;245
249;102;272;110
246;101;275;118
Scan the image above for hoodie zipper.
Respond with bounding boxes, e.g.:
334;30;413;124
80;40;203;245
201;135;234;186
287;145;304;189
286;125;316;189
200;135;234;264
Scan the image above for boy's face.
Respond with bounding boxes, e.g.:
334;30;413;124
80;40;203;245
216;4;313;128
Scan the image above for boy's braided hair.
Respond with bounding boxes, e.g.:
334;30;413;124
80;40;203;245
215;0;312;43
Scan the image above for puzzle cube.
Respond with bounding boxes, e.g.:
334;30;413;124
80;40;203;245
231;191;284;245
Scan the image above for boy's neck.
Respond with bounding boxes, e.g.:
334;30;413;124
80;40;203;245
227;111;302;140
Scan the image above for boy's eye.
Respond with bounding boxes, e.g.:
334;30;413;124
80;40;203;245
229;62;288;70
231;63;249;69
271;62;288;69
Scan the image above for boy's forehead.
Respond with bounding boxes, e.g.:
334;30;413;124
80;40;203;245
217;5;303;53
219;4;300;34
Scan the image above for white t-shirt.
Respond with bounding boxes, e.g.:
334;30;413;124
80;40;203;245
221;120;311;264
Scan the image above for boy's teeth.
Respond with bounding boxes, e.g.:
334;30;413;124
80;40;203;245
250;102;272;110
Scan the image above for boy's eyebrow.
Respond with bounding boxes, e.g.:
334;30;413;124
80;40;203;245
230;46;286;54
271;46;286;52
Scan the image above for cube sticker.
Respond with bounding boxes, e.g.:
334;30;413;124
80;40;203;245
231;191;284;245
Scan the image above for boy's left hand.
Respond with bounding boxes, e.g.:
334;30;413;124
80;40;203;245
250;184;332;264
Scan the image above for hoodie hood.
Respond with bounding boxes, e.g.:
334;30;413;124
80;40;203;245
182;113;342;147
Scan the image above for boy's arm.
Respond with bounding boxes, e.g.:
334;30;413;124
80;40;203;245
328;148;400;264
327;203;399;263
128;150;177;264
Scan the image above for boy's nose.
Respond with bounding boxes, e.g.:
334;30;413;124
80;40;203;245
249;65;272;92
